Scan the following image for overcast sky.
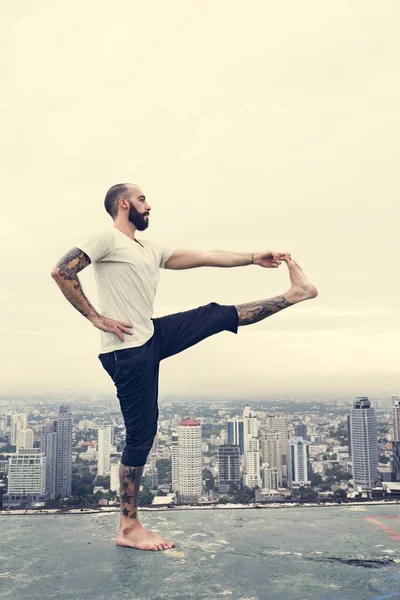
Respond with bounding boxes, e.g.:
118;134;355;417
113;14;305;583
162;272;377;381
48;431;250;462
2;1;399;398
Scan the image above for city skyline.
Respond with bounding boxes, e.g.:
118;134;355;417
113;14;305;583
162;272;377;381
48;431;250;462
2;2;400;396
1;394;398;509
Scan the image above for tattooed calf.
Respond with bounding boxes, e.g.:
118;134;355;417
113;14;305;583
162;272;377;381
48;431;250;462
236;296;292;326
119;464;144;519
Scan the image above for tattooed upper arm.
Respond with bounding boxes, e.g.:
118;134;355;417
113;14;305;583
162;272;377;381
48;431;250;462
52;247;91;280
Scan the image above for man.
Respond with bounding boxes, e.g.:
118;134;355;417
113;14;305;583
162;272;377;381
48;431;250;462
51;183;317;552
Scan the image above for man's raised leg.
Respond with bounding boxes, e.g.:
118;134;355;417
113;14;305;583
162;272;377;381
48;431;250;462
116;462;175;551
236;257;317;325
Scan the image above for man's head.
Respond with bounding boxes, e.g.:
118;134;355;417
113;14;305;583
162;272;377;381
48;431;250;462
104;183;151;231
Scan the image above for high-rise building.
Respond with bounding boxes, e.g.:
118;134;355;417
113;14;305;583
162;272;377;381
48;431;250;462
243;437;262;488
218;445;240;492
97;425;112;476
40;427;57;500
392;396;400;442
243;406;258;453
4;448;47;507
392;442;400;482
55;405;73;499
10;413;28;445
347;415;352;456
171;432;179;492
350;397;379;494
261;430;282;486
177;419;202;503
262;466;279;490
242;406;261;488
16;428;34;451
294;423;307;439
268;416;288;470
227;418;244;454
110;460;120;494
142;464;158;489
289;437;311;488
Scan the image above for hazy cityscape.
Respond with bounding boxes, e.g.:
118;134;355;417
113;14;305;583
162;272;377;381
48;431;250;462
1;393;399;512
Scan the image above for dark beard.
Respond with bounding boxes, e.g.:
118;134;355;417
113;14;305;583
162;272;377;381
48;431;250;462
128;204;149;231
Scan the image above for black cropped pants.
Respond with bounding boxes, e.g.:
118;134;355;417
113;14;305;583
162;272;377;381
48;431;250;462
98;302;238;467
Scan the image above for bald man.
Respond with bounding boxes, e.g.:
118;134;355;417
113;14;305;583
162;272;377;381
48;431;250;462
51;183;317;551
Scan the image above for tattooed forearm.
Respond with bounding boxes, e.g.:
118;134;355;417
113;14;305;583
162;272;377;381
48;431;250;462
119;464;144;519
236;296;292;326
51;248;98;319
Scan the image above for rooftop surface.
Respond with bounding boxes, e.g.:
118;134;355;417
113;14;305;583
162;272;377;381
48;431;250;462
1;504;400;600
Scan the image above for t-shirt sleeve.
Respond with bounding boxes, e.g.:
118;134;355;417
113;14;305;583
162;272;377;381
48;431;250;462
159;246;175;269
76;229;115;263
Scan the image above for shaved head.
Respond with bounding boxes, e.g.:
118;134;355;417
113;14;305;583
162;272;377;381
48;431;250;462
104;183;138;219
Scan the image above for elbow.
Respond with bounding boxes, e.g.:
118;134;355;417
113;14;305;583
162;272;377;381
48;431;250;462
50;267;60;279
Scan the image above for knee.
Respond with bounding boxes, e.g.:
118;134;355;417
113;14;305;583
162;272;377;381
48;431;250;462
122;445;151;467
122;425;157;467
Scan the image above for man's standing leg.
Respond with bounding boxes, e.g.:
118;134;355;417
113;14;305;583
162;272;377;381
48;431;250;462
115;352;175;551
98;343;175;551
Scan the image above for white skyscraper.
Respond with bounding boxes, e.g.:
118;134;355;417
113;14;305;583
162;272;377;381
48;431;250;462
97;425;112;476
288;437;311;488
5;449;46;507
261;430;282;486
244;437;262;488
177;419;202;503
55;405;73;499
243;406;261;488
171;432;179;492
40;429;57;500
350;397;379;494
262;466;279;490
243;406;258;451
10;413;28;445
392;396;400;442
16;428;34;451
110;460;120;494
268;415;288;474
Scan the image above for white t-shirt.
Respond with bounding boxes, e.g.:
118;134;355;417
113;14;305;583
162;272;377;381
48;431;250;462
77;227;174;354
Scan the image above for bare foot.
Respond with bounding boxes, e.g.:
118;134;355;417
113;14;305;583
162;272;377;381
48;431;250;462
283;257;318;304
116;524;175;551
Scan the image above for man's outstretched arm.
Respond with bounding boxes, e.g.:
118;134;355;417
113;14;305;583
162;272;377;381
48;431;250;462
164;249;290;270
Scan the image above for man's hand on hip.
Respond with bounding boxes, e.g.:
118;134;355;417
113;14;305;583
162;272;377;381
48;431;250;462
89;315;134;342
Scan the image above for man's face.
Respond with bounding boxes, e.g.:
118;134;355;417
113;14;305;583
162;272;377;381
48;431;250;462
127;186;151;231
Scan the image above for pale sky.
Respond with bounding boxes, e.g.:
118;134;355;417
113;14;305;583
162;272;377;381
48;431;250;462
2;1;399;397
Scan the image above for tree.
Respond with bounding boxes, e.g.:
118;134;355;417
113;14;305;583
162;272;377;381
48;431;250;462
157;459;172;484
293;486;317;500
202;468;214;491
233;486;255;504
333;488;347;500
310;472;323;486
319;483;332;492
379;455;390;464
0;444;16;453
93;490;105;502
139;486;154;506
96;475;110;488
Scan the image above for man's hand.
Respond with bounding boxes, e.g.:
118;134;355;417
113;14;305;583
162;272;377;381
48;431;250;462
253;251;291;268
89;315;134;342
